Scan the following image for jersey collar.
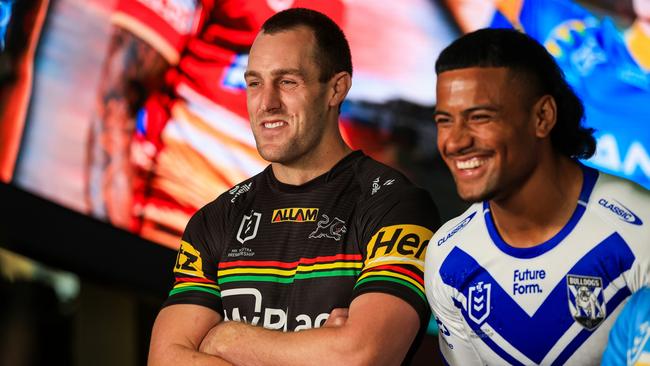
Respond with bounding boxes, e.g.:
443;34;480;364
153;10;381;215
483;164;599;258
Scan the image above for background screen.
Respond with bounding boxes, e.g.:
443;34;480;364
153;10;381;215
1;0;648;249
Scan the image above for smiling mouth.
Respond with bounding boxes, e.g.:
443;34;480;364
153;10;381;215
456;157;486;170
263;121;286;129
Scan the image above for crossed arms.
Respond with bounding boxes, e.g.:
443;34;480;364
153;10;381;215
148;292;420;366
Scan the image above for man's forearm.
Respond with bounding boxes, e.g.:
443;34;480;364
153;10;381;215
148;305;234;366
149;343;234;366
199;294;420;366
201;320;369;366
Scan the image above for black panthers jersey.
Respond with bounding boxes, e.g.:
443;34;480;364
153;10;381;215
165;151;439;331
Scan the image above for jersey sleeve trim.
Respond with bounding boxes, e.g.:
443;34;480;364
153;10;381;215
356;275;425;302
111;12;180;64
170;285;220;297
163;291;224;315
357;268;425;298
168;273;221;297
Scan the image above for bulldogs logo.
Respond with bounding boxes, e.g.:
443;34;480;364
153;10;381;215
309;215;347;241
567;274;606;330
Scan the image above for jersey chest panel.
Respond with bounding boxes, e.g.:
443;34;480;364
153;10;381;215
217;182;362;331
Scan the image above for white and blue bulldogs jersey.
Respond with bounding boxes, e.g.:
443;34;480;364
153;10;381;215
425;166;650;365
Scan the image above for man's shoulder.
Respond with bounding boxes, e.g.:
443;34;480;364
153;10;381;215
433;204;484;244
194;170;268;222
587;170;650;229
427;203;484;261
213;169;267;205
590;170;650;202
352;154;429;201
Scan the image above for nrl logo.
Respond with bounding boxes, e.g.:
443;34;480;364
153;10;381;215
237;211;262;244
566;274;606;330
468;281;491;324
308;215;347;241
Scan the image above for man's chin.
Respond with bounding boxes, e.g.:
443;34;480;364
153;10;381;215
258;148;297;166
457;186;494;204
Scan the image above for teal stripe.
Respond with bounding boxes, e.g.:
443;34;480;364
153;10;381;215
355;276;427;302
219;269;360;285
170;286;221;298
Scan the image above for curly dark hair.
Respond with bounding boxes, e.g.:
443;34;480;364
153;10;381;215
262;8;352;83
435;28;596;159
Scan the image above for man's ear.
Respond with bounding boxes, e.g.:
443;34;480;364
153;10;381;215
328;71;352;108
533;95;557;138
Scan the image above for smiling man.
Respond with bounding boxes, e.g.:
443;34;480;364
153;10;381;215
424;28;650;365
148;8;439;366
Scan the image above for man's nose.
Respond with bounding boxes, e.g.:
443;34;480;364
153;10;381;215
260;84;282;112
442;121;473;155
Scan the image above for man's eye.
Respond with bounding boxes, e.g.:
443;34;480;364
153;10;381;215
247;81;260;88
470;114;491;122
434;117;451;125
279;80;297;86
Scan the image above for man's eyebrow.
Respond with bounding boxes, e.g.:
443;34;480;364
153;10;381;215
244;68;305;79
463;105;499;113
244;70;260;79
433;105;500;116
433;109;451;116
272;68;304;77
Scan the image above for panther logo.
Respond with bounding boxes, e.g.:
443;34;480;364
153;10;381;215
308;215;347;241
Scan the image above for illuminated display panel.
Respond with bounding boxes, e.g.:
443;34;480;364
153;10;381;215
0;0;647;249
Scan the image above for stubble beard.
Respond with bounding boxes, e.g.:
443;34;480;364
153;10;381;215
455;172;500;203
256;114;328;167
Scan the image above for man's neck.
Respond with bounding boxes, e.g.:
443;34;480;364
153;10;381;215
489;154;583;248
271;139;352;186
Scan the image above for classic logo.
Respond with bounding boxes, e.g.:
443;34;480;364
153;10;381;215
567;274;606;330
229;182;252;203
366;224;432;262
308;215;347;241
468;281;491;324
237;212;262;244
272;208;319;223
437;211;476;246
174;240;204;277
597;198;643;225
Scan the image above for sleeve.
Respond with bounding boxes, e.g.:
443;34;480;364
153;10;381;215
163;206;223;315
619;187;650;293
111;0;205;64
352;186;440;326
424;244;483;365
